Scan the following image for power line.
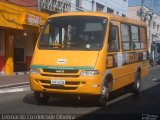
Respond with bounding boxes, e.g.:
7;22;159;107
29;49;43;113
140;0;144;21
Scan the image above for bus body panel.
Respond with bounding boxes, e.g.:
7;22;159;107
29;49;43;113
32;50;99;67
29;12;148;97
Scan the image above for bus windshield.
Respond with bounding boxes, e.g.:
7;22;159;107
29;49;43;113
38;16;107;50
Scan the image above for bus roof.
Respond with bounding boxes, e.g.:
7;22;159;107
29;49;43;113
48;12;146;27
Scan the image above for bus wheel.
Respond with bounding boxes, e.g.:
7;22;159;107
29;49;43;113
132;72;141;95
34;92;49;104
98;81;110;107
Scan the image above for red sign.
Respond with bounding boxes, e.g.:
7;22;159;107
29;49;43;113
23;13;41;26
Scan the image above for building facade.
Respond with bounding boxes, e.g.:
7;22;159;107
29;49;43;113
1;0;72;14
38;0;71;14
71;0;128;16
0;1;49;75
0;0;128;75
0;0;72;76
128;6;160;60
1;0;38;10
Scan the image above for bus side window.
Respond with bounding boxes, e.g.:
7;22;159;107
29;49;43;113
131;25;140;50
108;25;119;52
140;27;147;49
121;24;131;51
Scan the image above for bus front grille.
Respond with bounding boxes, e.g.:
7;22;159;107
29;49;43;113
42;85;77;90
40;74;79;78
43;69;79;73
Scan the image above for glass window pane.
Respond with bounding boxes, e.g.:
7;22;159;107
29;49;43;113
131;25;139;41
108;26;119;52
39;16;107;51
121;24;130;42
140;27;147;49
133;42;141;50
121;24;131;50
123;43;130;51
141;42;147;49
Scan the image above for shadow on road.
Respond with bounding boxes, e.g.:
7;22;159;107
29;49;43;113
23;83;149;108
23;93;97;107
23;82;160;119
77;83;160;120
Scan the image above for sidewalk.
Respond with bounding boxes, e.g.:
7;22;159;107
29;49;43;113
0;74;29;89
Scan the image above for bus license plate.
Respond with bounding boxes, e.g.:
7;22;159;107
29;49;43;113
51;80;65;85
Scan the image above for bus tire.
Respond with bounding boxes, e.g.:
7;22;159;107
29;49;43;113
34;92;49;104
132;72;141;95
98;81;111;107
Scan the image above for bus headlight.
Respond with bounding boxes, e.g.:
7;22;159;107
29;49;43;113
30;68;40;74
80;70;100;76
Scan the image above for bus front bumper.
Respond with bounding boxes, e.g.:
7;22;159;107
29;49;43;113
29;74;102;95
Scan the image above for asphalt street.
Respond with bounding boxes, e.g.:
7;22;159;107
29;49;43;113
0;66;160;120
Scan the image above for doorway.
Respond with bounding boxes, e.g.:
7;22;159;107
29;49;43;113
13;33;27;72
0;29;5;73
13;30;34;72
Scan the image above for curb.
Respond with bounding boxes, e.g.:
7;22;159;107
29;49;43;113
0;82;29;89
0;72;29;76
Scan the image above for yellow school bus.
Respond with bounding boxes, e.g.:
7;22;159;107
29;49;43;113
29;12;148;106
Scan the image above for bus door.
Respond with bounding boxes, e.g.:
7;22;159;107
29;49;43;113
107;21;124;90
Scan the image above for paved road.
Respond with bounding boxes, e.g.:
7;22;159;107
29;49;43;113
0;67;160;120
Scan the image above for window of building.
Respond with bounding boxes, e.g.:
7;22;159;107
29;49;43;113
76;0;82;8
107;7;114;13
153;22;156;30
0;29;5;72
137;11;140;16
0;30;5;51
108;25;119;52
96;2;104;12
140;27;147;49
122;14;126;17
121;24;131;51
76;0;82;11
157;25;160;32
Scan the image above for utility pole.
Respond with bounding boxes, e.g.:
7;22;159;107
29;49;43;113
141;0;144;21
148;0;154;60
91;0;94;11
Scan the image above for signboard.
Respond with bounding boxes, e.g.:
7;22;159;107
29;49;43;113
38;0;71;13
22;13;41;26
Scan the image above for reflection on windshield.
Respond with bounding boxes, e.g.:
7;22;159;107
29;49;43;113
39;16;107;50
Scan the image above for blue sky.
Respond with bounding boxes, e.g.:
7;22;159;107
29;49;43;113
128;0;141;6
128;0;160;13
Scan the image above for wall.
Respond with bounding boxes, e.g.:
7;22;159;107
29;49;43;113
128;6;160;43
128;6;141;21
26;31;34;70
0;1;49;75
1;0;38;10
128;6;160;60
0;30;5;73
0;1;48;30
71;0;128;16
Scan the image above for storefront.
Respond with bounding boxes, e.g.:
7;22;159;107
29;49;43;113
0;1;48;75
